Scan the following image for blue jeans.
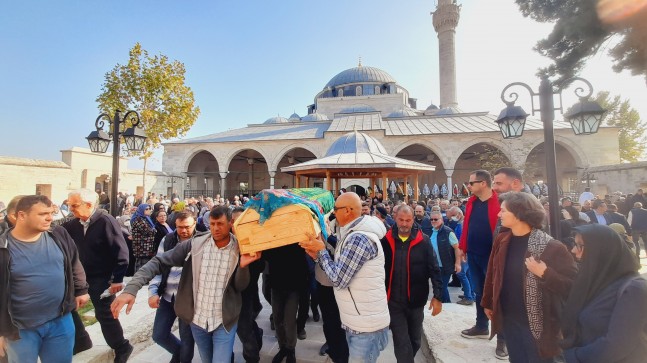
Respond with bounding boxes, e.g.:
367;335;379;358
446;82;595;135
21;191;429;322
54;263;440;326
6;312;74;363
468;252;489;330
456;260;475;300
152;296;194;362
190;323;238;363
441;273;452;303
346;327;389;363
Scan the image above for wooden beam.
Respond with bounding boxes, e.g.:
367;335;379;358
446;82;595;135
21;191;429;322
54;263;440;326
414;173;420;202
404;175;409;204
305;176;310;188
295;173;301;188
382;172;388;203
326;170;332;194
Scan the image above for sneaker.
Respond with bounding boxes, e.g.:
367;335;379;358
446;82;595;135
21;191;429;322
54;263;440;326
456;298;474;306
114;343;134;363
461;326;489;339
458;294;465;299
495;340;509;360
312;309;320;322
297;329;307;340
272;349;287;363
319;342;329;356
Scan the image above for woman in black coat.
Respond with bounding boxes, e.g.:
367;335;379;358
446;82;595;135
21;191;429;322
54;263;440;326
561;224;647;362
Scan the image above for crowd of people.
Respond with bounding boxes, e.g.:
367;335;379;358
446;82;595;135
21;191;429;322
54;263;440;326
0;171;646;363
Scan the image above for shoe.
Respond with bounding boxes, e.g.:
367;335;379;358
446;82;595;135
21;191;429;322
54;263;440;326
114;343;134;363
495;340;509;360
461;326;489;339
73;335;93;355
458;294;465;299
312;309;320;322
270;316;275;331
297;329;307;340
319;342;329;356
272;349;288;363
286;349;296;363
456;298;474;306
256;327;264;350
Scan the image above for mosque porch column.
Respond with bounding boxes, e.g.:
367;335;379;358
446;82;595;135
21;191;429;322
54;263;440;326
414;173;420;201
445;168;454;199
295;173;301;188
404;175;409;204
326;171;332;194
219;172;228;199
268;170;276;189
305;177;310;188
382;172;388;203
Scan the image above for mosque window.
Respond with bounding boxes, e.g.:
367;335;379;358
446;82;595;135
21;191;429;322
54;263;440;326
338;88;344;97
375;85;381;95
356;85;362;96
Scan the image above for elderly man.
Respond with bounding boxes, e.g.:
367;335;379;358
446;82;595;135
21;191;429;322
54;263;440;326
381;206;443;363
586;199;613;225
63;189;132;363
428;211;462;303
0;195;89;363
300;192;390;363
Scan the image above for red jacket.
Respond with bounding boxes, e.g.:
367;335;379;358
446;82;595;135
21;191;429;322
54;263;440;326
458;190;500;253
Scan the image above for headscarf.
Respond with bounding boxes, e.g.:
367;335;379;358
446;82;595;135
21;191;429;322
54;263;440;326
172;201;186;213
561;224;640;348
131;203;155;228
151;202;165;220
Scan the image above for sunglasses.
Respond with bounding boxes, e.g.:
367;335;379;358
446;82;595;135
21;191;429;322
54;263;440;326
333;206;350;212
430;218;440;221
468;180;484;186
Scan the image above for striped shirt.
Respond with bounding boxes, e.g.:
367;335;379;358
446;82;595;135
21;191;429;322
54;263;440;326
192;238;235;332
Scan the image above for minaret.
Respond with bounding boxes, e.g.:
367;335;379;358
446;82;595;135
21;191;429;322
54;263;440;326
432;0;461;109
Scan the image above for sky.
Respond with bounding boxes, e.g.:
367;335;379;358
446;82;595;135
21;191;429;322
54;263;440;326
1;0;645;171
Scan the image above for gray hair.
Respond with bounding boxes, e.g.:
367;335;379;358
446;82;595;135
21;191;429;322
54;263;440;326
448;206;463;217
69;188;98;207
635;202;643;209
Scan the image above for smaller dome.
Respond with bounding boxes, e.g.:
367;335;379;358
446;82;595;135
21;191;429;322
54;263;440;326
435;107;463;116
301;112;328;122
264;116;290;124
288;112;301;122
387;107;419;118
423;102;439;116
325;131;388;157
339;104;377;114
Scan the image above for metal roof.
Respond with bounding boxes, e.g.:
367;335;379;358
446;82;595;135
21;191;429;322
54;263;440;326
166;122;329;144
301;112;329;122
325;131;388;156
324;66;397;89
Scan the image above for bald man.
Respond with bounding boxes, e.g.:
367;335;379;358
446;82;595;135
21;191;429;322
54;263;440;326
301;192;390;363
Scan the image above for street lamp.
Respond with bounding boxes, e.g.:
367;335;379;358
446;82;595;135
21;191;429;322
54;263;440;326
496;76;606;239
86;110;147;216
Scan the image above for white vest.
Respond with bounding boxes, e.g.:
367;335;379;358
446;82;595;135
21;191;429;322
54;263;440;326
333;217;390;332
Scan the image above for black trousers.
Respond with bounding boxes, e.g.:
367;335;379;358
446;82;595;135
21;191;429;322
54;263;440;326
236;269;263;363
503;319;556;363
271;289;299;350
388;300;423;363
87;277;129;351
317;283;348;363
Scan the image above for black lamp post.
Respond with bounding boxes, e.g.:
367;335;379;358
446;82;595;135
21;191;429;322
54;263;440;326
86;110;147;216
496;76;605;239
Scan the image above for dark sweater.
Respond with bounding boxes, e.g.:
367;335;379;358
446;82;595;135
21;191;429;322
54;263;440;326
0;226;88;340
63;209;129;283
262;243;309;291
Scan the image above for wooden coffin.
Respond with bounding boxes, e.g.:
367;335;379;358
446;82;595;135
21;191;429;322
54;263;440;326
234;204;321;254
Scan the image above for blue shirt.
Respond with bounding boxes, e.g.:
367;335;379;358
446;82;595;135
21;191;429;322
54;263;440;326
8;232;65;329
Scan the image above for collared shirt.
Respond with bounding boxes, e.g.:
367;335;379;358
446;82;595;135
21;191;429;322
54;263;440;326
595;213;607;225
79;209;97;235
148;236;186;302
316;230;377;290
192;238;235;332
430;226;458;267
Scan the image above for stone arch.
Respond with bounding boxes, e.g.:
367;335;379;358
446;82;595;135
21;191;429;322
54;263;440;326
393;143;447;199
225;149;270;199
452;141;512;188
269;143;321;172
181;147;218;173
223;147;272;173
525;136;587;169
185;150;220;198
523;139;581;195
390;138;449;168
274;146;319;189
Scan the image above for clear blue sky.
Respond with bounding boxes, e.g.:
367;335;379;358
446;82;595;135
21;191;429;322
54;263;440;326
1;0;645;170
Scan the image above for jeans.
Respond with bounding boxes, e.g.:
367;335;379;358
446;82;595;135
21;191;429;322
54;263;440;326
318;283;349;363
441;274;452;303
456;260;475;300
87;277;130;351
271;289;300;350
152;296;194;362
6;312;74;363
388;300;424;363
467;253;489;330
346;327;388;363
190;323;238;363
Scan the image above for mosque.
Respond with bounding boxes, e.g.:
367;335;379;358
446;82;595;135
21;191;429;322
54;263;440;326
161;0;620;200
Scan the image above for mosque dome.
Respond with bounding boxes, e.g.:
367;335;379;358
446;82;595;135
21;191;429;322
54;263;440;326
301;112;328;122
264;116;290;124
339;104;377;114
325;131;388;157
288;112;301;122
434;107;463;116
424;103;439;116
387;107;419;118
324;65;397;89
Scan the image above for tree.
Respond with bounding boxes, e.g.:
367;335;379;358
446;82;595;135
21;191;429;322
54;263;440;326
593;91;646;162
515;0;647;85
96;43;200;194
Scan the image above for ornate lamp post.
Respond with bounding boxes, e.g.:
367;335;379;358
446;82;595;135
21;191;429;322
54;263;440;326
86;110;147;216
496;76;605;239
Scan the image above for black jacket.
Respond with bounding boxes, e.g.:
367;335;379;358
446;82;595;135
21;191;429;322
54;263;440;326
381;225;442;307
608;212;632;234
0;227;88;339
63;209;129;283
585;211;613;226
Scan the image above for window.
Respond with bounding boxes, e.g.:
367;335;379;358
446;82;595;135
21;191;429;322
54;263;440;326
375;85;381;95
35;184;52;198
338;88;344;97
355;86;362;96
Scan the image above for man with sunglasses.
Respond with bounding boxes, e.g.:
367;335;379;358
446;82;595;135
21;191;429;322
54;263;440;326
457;170;503;357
